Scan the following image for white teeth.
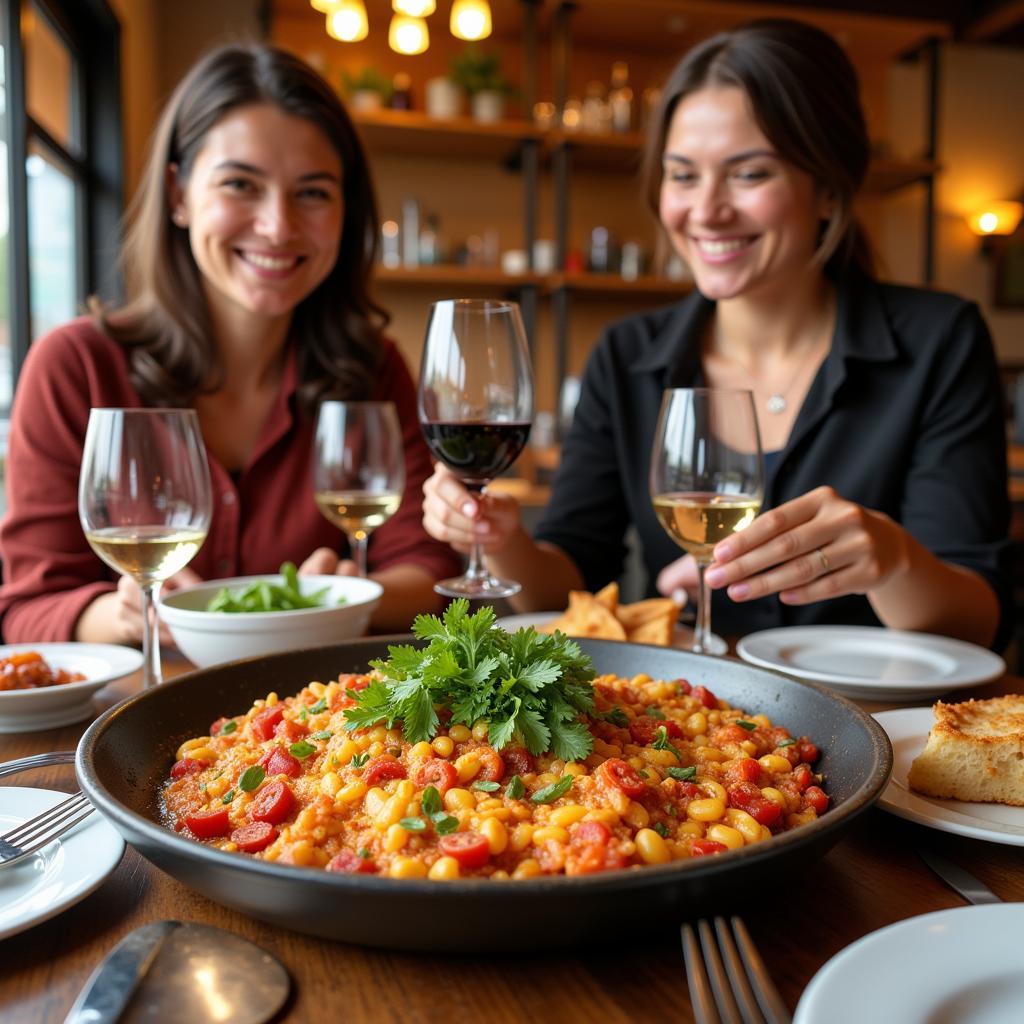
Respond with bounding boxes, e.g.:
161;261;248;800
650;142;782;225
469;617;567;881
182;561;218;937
244;253;297;270
696;238;748;255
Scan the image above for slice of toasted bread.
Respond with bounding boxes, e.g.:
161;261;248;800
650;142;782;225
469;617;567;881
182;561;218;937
907;695;1024;806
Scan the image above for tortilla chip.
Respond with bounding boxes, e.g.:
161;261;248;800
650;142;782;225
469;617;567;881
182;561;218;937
615;598;678;630
594;581;619;613
561;590;627;640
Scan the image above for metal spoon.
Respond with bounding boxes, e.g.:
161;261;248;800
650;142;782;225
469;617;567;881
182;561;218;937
63;920;290;1024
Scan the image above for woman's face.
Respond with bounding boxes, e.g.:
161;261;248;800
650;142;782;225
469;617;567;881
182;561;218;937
170;103;344;330
659;85;830;303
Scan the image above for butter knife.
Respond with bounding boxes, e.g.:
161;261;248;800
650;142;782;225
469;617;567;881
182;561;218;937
918;848;1002;906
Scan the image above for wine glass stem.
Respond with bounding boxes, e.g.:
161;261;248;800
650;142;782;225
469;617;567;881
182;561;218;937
351;532;369;578
463;484;487;581
694;561;712;655
140;580;163;688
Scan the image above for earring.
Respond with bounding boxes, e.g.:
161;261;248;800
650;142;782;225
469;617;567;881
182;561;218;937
172;210;187;227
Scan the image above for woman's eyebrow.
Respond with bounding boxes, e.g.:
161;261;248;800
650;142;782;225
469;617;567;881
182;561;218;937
663;148;778;165
211;159;340;183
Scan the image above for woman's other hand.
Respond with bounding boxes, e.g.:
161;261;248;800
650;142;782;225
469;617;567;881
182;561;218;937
655;555;697;610
703;485;910;605
422;463;522;555
298;548;359;576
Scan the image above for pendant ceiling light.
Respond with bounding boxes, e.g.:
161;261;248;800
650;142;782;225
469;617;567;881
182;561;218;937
393;0;436;15
389;14;429;54
450;0;492;41
310;0;339;11
326;0;368;42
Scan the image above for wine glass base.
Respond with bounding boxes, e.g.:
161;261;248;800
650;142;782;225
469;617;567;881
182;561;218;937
673;626;729;656
434;575;522;600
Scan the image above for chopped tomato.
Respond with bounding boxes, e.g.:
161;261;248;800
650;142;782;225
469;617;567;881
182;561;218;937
251;705;284;742
796;739;820;764
258;747;301;779
170;757;205;780
713;724;753;746
596;758;647;798
629;716;683;745
499;747;534;776
674;678;693;695
184;807;231;838
725;758;762;784
209;717;227;736
571;821;611;846
273;718;308;743
230;821;277;853
476;747;505;782
339;673;370;691
803;785;829;814
411;758;458;793
363;756;407;787
692;685;718;710
326;849;377;874
249;780;295;825
690;838;728;857
727;782;783;827
791;764;814;792
438;831;491;869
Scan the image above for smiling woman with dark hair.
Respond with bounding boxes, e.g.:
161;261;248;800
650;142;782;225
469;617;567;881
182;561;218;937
422;18;1011;650
0;43;460;645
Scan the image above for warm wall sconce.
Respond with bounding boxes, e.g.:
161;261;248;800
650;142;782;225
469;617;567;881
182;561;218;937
310;0;338;11
450;0;492;41
389;13;429;54
966;201;1023;243
393;0;436;15
326;1;368;41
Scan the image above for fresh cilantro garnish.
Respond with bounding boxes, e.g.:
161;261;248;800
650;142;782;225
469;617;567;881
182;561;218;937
218;720;238;735
472;780;500;792
531;776;574;804
653;726;682;759
421;786;443;815
433;814;459;835
221;789;235;804
289;740;316;759
505;775;525;800
777;738;796;748
351;752;370;768
310;698;328;715
602;708;629;728
653;822;671;839
736;720;758;732
312;730;332;741
399;817;427;832
645;706;666;720
239;766;265;792
418;785;458;833
667;765;698;782
344;599;597;761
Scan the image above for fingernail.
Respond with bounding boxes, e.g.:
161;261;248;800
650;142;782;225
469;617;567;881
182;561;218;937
728;583;750;600
705;567;725;587
671;588;687;607
475;521;490;535
462;501;476;517
714;543;733;561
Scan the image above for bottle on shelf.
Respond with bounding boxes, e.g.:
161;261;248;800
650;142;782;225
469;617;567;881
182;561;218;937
401;197;420;268
418;214;441;266
581;81;610;134
609;62;633;134
381;219;401;268
391;72;412;110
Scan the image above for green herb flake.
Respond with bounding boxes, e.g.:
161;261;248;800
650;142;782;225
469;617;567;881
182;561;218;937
603;708;629;728
298;708;309;723
531;775;574;804
289;740;317;759
472;780;500;792
664;804;677;816
645;706;666;720
777;738;796;748
504;775;525;800
312;730;332;741
199;782;207;792
421;786;443;816
653;726;682;759
218;720;238;736
399;817;428;832
736;720;758;732
357;847;371;859
637;769;650;780
221;789;235;804
239;766;265;792
205;561;344;613
310;698;328;715
667;766;698;782
653;822;671;839
351;752;370;768
432;814;459;836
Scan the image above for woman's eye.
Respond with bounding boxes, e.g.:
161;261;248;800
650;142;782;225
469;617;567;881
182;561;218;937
297;187;333;201
220;177;256;193
733;168;770;183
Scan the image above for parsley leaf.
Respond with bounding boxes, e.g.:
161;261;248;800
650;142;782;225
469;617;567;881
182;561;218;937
421;785;443;816
399;817;427;832
432;814;459;835
653;822;671;839
645;706;666;720
602;708;629;728
531;776;574;804
505;775;525;800
312;730;332;741
472;780;500;792
653;726;682;759
310;698;328;715
667;765;698;782
736;720;758;732
777;738;796;748
289;740;316;759
345;599;597;760
221;789;235;804
218;720;238;735
350;752;370;768
239;766;265;792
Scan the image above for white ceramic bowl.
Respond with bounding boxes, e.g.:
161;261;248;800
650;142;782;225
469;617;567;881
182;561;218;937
158;574;383;668
0;642;144;732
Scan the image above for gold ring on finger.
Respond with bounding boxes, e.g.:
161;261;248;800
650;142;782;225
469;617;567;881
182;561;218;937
815;547;831;575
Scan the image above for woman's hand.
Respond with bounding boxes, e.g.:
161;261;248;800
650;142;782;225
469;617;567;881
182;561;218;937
298;549;359;577
421;463;522;555
93;567;202;646
704;486;911;605
655;555;696;610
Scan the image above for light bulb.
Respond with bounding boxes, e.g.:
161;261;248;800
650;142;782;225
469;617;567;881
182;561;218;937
326;1;368;42
393;0;436;15
450;0;491;41
389;14;429;55
966;201;1023;237
310;0;339;12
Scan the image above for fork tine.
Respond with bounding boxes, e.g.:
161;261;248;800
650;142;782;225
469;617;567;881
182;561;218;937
729;917;791;1024
0;793;90;846
0;793;94;866
699;918;745;1023
682;922;724;1024
714;917;770;1024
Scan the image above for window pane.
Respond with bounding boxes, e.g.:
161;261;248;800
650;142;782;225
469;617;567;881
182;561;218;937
27;141;78;341
25;2;79;155
0;35;11;420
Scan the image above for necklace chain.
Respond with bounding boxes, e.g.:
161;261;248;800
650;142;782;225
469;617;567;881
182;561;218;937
726;341;826;415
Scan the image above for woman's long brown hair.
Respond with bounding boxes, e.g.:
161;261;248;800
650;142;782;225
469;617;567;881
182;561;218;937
96;43;389;412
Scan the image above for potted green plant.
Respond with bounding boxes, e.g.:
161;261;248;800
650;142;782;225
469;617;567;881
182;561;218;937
341;67;393;114
448;45;515;123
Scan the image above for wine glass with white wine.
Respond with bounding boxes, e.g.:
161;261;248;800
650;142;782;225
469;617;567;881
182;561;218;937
649;388;764;655
79;408;212;687
313;401;405;577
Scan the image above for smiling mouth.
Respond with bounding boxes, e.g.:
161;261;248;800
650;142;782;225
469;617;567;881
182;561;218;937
692;237;754;256
239;251;304;271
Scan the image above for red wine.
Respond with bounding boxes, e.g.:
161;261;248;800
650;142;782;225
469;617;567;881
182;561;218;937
421;421;531;486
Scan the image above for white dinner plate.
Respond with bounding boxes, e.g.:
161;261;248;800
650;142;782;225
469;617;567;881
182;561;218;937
0;787;124;940
872;707;1024;846
736;626;1004;701
496;612;728;656
794;904;1024;1024
0;642;144;732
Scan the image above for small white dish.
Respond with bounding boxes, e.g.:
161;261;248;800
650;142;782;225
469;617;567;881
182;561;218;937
0;787;124;940
794;904;1024;1024
159;574;383;667
736;626;1004;701
872;707;1024;846
0;643;144;733
496;611;728;656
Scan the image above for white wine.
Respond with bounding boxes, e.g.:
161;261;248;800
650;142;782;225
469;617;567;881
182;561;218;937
315;490;402;540
653;492;760;561
85;525;208;582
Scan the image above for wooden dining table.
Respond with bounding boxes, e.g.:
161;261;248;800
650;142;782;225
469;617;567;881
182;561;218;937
2;656;1022;1024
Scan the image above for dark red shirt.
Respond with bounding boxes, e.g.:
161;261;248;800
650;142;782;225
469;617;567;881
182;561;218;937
0;317;459;642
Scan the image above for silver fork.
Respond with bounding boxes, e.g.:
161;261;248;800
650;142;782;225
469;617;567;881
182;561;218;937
682;916;791;1024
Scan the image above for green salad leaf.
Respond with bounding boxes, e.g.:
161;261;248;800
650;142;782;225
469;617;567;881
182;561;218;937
343;599;597;761
206;562;346;613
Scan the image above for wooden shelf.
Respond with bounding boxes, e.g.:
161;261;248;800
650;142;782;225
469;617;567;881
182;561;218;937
373;265;545;289
550;272;693;298
546;130;648;172
864;158;940;194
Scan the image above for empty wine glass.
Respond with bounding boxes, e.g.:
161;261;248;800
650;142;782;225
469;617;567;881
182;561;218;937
650;389;764;655
79;408;212;687
313;400;405;577
418;298;534;598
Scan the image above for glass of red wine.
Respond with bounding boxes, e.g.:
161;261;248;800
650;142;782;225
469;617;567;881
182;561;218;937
419;298;534;598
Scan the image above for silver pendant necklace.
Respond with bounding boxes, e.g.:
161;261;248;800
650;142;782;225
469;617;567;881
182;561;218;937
765;393;788;414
